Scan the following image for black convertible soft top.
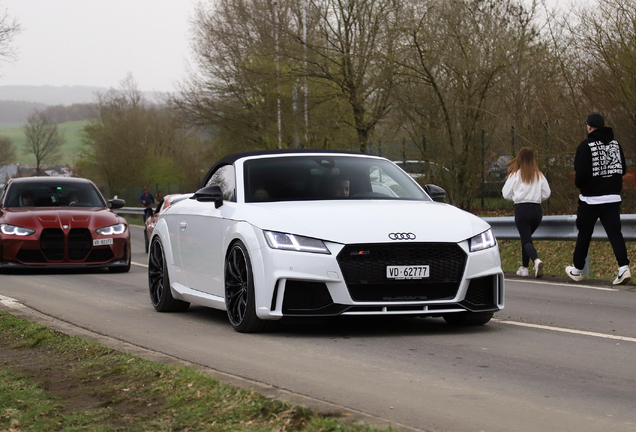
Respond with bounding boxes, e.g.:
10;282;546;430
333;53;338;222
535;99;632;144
200;148;367;188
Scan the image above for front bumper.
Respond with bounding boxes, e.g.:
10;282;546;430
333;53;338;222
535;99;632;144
0;229;129;268
252;240;505;319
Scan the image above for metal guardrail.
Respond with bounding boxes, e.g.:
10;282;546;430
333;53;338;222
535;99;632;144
114;207;145;216
483;214;636;242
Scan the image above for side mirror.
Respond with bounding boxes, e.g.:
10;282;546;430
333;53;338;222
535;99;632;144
192;185;223;208
424;184;446;203
108;198;126;209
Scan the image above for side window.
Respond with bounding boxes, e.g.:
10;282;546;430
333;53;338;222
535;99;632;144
368;166;407;198
206;165;236;202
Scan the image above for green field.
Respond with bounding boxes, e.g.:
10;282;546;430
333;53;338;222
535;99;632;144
0;120;88;166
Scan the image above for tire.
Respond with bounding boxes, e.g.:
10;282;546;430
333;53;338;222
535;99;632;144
148;237;189;312
144;229;149;254
225;241;267;333
443;311;494;326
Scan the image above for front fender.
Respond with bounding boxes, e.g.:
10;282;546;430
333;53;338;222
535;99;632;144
221;222;273;318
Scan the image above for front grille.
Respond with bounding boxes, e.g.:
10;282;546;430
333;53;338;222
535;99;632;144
282;281;334;313
26;227;113;263
68;228;92;261
337;243;466;302
40;228;65;261
464;276;495;307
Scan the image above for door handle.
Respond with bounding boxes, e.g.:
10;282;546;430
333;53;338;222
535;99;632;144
180;221;187;230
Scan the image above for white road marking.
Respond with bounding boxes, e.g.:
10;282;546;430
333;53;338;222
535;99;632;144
507;278;618;291
132;261;148;268
494;319;636;343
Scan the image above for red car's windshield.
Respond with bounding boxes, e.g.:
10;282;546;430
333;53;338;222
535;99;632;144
4;181;106;208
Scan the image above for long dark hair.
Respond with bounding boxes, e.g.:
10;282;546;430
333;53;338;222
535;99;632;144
508;147;541;184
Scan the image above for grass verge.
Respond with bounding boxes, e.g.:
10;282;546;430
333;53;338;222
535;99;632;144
0;311;384;431
498;239;636;283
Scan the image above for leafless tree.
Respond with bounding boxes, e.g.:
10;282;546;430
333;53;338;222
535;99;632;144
175;0;399;153
393;0;541;209
174;0;283;152
570;0;636;153
0;6;21;63
284;0;399;153
24;110;65;175
79;74;204;193
0;135;15;165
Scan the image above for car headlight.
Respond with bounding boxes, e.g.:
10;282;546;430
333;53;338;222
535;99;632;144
470;229;496;252
0;224;36;236
264;231;331;254
96;223;127;236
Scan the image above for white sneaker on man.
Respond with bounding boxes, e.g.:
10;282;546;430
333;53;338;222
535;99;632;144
516;266;529;277
565;265;583;282
613;265;631;285
534;259;544;278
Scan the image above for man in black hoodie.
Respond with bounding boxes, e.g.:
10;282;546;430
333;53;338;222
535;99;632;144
566;113;631;285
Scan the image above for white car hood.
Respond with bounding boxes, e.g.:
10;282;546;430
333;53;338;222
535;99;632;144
235;200;490;244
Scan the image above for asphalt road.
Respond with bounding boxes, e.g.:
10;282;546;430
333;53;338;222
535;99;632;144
1;225;636;432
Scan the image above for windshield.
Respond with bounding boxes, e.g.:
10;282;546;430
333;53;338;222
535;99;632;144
243;155;429;203
4;181;106;208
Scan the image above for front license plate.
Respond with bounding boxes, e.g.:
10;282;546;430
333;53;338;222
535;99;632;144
386;265;430;280
93;238;113;246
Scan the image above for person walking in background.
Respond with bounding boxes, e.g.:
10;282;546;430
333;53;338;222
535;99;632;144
566;113;630;285
502;147;551;278
139;186;155;222
154;191;164;214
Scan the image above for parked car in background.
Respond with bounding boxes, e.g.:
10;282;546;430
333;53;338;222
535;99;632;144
144;193;193;253
147;150;504;332
0;177;130;272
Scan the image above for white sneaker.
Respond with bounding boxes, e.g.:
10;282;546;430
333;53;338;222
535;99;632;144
516;266;529;277
565;265;583;282
534;259;544;279
613;266;631;285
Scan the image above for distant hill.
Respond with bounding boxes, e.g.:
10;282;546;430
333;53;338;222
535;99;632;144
0;85;109;105
0;85;169;123
0;100;47;123
0;85;167;105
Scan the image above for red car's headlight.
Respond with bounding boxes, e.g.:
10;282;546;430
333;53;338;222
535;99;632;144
96;223;127;236
0;224;36;236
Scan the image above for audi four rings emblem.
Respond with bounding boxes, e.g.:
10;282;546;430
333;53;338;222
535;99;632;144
388;232;416;240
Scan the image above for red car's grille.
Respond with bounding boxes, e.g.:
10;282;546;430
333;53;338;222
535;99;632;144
68;228;92;261
40;229;65;261
15;228;115;264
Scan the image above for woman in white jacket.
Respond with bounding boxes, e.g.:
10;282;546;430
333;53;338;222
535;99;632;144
502;147;551;278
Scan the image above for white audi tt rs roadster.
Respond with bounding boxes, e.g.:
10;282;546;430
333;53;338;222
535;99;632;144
148;150;504;332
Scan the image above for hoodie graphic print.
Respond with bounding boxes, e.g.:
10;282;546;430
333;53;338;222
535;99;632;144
589;140;623;178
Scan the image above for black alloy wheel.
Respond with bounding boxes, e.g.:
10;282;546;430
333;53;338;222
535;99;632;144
148;237;189;312
225;241;267;333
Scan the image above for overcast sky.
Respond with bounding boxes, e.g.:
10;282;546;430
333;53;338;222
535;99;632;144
0;0;197;93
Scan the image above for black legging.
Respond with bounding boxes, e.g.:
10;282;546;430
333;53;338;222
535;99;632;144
514;203;543;267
